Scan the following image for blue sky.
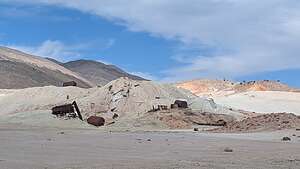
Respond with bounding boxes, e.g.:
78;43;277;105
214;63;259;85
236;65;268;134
0;1;300;87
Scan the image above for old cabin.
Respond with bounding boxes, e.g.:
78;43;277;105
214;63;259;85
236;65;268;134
63;81;77;87
52;104;76;118
174;100;188;109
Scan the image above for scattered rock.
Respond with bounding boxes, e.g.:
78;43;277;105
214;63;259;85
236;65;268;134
213;113;300;133
292;134;296;137
194;128;199;132
58;131;65;135
224;147;233;152
282;137;291;141
147;139;152;142
112;113;119;119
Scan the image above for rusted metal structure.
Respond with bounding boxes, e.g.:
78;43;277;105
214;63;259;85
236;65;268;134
149;105;169;112
63;81;77;87
158;105;168;110
52;101;83;121
87;116;105;127
174;100;188;108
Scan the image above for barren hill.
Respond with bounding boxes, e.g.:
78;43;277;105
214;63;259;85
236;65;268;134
62;60;146;86
0;47;93;89
176;79;299;97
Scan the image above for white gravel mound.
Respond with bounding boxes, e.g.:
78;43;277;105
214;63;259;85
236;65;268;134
215;91;300;115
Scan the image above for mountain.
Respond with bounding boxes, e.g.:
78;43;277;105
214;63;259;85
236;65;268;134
45;57;63;65
62;59;146;86
176;79;299;98
0;47;93;89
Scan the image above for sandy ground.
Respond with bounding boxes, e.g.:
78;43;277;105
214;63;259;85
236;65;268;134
215;91;300;115
0;124;299;169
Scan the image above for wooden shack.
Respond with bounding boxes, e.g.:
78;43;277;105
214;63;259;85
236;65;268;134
174;100;188;108
63;81;77;87
52;104;75;118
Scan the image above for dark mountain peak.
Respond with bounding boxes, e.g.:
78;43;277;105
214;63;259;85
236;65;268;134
63;59;146;86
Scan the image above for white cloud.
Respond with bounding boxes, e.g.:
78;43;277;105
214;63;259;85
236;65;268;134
130;71;158;81
6;38;116;62
5;0;300;80
7;40;81;62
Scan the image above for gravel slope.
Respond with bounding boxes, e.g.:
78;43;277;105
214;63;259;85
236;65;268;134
215;91;300;115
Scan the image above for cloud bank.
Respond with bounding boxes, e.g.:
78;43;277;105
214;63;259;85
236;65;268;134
5;0;300;80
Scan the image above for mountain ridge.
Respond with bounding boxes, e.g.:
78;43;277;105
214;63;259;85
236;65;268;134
0;46;145;89
61;59;146;86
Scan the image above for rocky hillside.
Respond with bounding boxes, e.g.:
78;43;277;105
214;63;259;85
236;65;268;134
0;47;93;89
62;60;146;86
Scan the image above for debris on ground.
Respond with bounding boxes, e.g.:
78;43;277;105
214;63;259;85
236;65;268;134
282;137;291;141
224;147;234;152
143;108;235;129
112;113;119;119
212;113;300;133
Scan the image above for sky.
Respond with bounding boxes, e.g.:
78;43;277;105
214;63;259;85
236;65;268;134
0;0;300;87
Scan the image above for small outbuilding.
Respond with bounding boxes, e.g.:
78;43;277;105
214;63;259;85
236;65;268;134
174;100;188;109
63;81;77;87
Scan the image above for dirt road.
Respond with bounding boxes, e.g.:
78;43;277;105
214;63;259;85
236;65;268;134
0;125;299;169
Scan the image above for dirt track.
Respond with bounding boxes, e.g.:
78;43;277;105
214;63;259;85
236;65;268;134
0;125;299;169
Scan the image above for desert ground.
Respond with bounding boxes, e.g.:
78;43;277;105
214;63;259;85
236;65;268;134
0;123;299;169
